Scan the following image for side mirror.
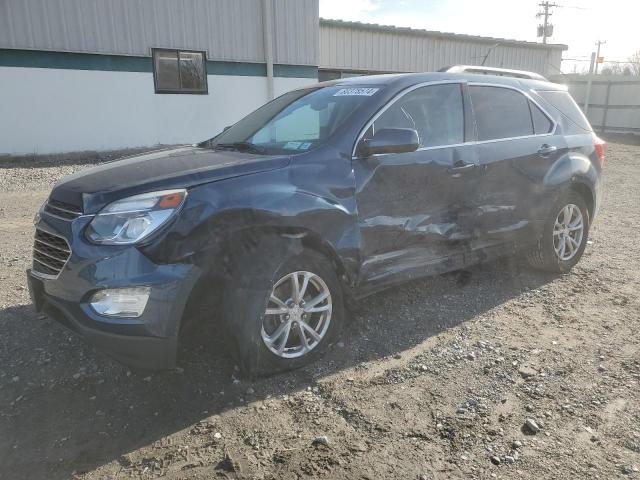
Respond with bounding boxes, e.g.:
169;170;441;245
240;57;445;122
357;128;419;157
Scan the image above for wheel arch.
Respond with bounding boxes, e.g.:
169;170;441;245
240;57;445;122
180;223;354;330
543;151;598;221
568;181;595;221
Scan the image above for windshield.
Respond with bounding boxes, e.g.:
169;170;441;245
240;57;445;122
204;86;381;155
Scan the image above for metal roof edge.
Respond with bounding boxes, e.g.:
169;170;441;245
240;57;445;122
320;18;568;51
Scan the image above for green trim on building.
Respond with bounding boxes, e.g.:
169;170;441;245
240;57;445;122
207;60;266;77
274;64;318;78
0;49;317;78
0;49;152;72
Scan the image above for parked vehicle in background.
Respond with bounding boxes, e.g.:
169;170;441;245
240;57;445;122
27;68;604;375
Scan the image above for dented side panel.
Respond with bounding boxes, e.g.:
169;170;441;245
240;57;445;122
353;143;481;287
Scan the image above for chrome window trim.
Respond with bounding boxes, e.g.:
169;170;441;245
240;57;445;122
352;80;558;158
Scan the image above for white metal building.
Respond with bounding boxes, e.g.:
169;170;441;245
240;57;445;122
0;0;319;154
319;19;566;81
0;0;567;154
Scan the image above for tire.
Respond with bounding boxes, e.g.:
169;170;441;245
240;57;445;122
526;191;590;273
222;235;344;377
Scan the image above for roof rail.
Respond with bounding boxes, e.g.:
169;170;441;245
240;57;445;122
440;65;547;81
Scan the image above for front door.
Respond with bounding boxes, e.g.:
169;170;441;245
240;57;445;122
353;82;479;292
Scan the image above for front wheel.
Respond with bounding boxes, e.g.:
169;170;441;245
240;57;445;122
223;238;344;376
527;192;590;273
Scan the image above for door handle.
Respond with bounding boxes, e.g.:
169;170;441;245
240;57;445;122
537;144;557;156
448;162;476;173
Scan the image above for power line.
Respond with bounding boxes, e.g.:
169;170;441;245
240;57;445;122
536;2;589;44
563;58;639;64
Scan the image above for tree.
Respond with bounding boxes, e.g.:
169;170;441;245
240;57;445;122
629;50;640;76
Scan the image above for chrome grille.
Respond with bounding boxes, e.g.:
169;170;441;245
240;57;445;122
43;199;82;220
32;229;71;277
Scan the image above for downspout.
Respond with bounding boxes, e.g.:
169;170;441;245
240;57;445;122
262;0;275;100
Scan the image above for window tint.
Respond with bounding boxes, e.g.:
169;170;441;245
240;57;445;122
530;101;553;134
537;90;592;131
212;86;374;155
470;86;533;141
371;84;464;148
153;49;207;94
252;103;329;143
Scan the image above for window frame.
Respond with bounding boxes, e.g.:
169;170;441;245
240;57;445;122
352;80;470;157
467;82;557;143
152;48;208;95
352;80;558;158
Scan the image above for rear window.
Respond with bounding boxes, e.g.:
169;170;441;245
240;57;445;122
537;90;592;132
470;86;533;141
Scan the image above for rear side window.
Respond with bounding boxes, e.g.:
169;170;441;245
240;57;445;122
530;102;554;134
537;90;592;132
371;83;464;148
470;86;533;141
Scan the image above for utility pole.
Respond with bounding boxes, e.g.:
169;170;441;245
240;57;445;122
537;2;557;44
594;40;606;74
584;52;596;115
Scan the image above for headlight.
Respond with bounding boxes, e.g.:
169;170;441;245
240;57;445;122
34;198;47;225
86;189;186;245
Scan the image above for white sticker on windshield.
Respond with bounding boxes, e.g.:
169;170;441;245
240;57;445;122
333;88;379;97
298;142;312;150
284;141;302;149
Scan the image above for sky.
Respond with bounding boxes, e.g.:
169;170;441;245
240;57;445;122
319;0;640;73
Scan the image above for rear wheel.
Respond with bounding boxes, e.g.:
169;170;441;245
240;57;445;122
223;236;344;376
527;192;590;273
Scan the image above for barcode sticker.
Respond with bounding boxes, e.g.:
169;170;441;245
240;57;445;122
333;88;379;97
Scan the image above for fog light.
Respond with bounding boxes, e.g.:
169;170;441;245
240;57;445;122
89;287;151;318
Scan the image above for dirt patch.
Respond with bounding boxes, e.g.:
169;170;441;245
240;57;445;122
0;143;638;479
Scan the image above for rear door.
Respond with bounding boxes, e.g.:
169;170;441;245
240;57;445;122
468;83;566;254
353;82;480;289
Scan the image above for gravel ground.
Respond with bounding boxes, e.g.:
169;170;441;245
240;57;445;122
0;139;638;480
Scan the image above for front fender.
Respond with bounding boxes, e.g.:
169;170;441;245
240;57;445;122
141;171;361;285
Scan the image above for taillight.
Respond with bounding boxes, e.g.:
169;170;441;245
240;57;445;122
593;135;605;167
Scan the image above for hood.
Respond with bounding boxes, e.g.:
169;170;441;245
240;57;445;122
50;146;291;214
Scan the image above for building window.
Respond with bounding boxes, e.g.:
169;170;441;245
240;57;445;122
152;48;207;94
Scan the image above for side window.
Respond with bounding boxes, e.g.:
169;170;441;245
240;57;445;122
371;84;464;148
530;101;553;134
470;86;533;141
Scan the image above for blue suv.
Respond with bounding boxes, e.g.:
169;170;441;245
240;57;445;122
28;67;604;375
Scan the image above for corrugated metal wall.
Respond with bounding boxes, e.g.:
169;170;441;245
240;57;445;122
320;20;564;76
0;0;319;65
551;75;640;134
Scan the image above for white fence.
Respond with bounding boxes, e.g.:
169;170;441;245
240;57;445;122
551;75;640;134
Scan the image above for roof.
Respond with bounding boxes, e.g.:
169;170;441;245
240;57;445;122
320;18;568;51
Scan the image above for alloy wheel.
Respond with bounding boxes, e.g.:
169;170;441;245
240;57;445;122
261;271;332;358
553;203;585;261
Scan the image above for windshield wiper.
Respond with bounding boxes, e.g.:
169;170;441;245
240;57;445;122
214;142;266;155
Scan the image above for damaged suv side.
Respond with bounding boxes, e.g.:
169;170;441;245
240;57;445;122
28;70;604;375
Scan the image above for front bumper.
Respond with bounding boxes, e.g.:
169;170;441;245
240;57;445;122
27;214;201;370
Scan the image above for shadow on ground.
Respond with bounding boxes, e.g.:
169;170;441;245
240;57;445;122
0;257;556;479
